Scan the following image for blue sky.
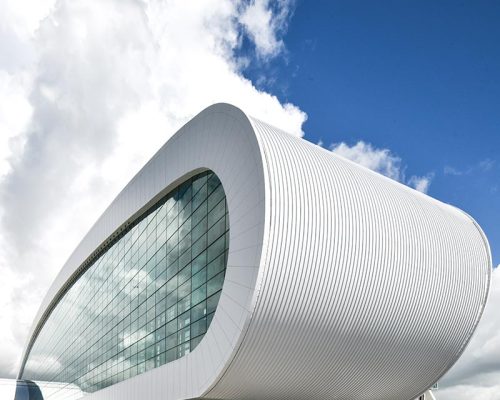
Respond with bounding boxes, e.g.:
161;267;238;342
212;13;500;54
242;0;500;265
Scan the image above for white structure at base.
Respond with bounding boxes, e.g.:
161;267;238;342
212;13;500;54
416;390;437;400
19;104;491;400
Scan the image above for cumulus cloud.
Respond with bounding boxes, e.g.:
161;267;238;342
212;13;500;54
0;0;305;378
0;71;32;178
438;266;500;400
330;140;433;193
240;0;293;59
331;141;403;180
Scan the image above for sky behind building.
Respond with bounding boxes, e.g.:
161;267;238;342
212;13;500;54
0;1;498;399
241;0;500;266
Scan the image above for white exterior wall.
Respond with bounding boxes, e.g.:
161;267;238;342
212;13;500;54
19;104;491;400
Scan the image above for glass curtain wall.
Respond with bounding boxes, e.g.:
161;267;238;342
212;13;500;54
22;171;229;395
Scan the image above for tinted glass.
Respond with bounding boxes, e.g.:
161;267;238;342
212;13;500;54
22;171;229;395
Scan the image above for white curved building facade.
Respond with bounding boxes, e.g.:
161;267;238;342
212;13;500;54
18;103;491;400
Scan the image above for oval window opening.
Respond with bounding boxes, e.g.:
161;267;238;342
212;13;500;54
22;170;229;393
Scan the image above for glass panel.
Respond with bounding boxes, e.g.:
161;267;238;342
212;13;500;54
207;271;225;297
190;300;207;322
207;253;226;280
22;171;228;395
192;267;206;290
191;317;207;338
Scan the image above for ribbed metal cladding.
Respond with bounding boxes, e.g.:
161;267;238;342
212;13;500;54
21;104;490;400
205;117;491;400
20;104;268;400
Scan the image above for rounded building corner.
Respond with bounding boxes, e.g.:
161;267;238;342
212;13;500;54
18;104;492;400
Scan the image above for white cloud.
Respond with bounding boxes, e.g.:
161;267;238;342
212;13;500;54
408;174;434;194
240;0;293;59
0;0;305;378
330;140;433;193
330;141;403;180
0;71;32;178
438;266;500;400
437;385;500;400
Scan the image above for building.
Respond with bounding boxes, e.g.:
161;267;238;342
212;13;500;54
18;104;491;400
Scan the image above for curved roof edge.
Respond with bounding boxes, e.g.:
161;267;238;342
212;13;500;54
18;103;492;400
18;103;268;397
